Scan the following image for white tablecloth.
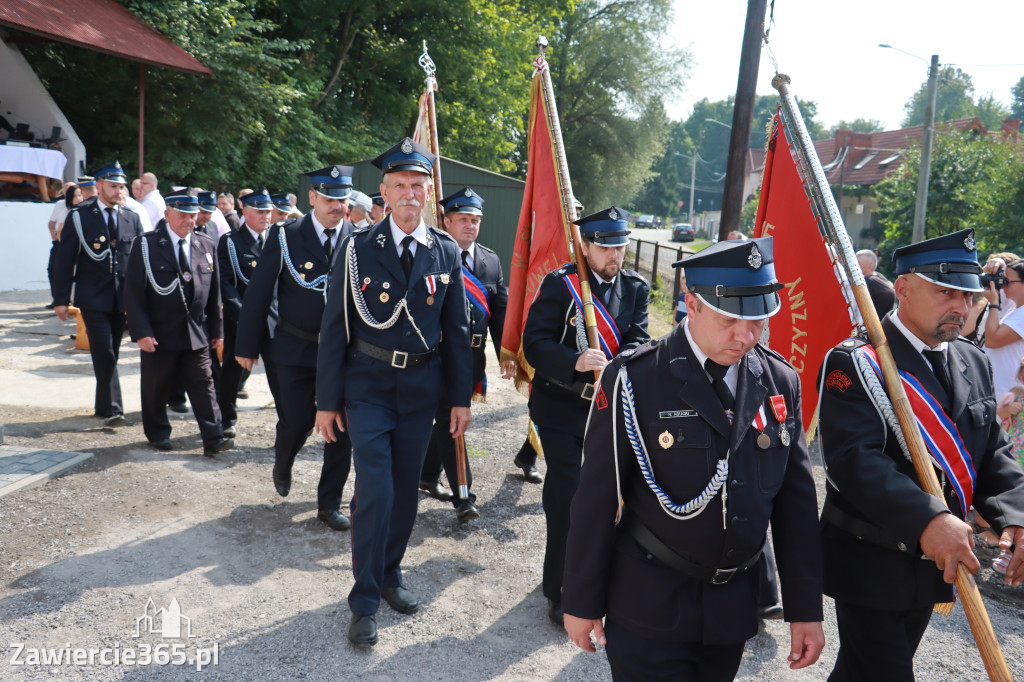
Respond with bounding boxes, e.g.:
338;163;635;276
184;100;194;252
0;145;67;180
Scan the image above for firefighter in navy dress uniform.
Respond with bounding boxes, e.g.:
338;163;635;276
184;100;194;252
562;237;825;681
123;189;233;455
314;138;473;647
818;228;1024;681
522;206;650;626
418;187;510;522
235;176;355;532
217;189;278;438
52;162;143;426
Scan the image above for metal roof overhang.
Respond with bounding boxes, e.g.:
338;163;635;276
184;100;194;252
0;0;210;75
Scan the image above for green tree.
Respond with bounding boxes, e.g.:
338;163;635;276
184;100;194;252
901;66;978;127
874;131;1024;271
548;0;691;209
974;94;1011;132
1012;75;1024;121
830;118;884;135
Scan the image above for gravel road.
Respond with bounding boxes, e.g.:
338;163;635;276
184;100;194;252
1;289;1023;681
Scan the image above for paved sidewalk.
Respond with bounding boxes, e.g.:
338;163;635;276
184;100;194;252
0;445;92;498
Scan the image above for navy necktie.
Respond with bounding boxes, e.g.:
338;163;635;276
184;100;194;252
323;228;335;261
704;358;734;411
401;235;415;279
923;349;952;399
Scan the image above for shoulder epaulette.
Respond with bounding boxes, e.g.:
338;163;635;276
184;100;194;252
477;243;497;256
756;342;788;364
620;268;647;284
428;225;457;243
620;339;657;364
834;337;869;352
553;263;576;277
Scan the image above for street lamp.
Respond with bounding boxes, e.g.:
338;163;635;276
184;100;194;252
675;118;731;226
704;118;732;130
880;44;938;242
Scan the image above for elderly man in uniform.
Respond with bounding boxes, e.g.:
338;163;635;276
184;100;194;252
123;189;233;455
52;162;143;426
818;228;1024;681
236;176;355;532
563;237;825;680
315;138;473;647
418;187;510;522
523;206;650;626
218;190;276;439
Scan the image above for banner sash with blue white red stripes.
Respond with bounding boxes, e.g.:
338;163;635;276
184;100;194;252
855;344;977;518
560;269;621;359
463;267;490;321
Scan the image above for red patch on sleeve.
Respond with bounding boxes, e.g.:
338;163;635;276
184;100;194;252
825;370;853;393
594;385;609;410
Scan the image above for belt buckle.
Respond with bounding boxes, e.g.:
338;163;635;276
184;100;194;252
471;334;484;348
391;350;408;369
709;566;738;585
581;383;595;400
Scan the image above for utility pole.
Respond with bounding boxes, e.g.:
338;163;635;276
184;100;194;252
688;152;696;225
719;0;766;241
913;54;939;242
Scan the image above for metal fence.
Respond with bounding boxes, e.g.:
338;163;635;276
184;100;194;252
626;237;695;302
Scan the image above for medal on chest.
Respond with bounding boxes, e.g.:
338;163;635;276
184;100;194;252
424;274;437;306
753;405;770;449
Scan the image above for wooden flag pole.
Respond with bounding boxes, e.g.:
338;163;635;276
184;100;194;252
774;73;1012;682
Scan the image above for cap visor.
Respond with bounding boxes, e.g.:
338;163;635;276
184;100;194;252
914;272;983;293
314;187;352;199
199;206;216;213
447;207;483;216
384;163;432;175
170;206;200;214
695;292;781;320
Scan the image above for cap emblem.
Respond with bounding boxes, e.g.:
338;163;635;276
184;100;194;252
608;208;618;220
401;139;414;154
748;245;763;269
464;188;472;197
964;235;976;251
113;161;122;170
330;167;340;178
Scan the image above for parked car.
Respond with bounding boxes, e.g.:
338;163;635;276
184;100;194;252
672;223;696;242
635;214;655;229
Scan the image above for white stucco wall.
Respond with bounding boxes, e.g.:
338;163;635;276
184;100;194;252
0;201;55;291
0;38;86;181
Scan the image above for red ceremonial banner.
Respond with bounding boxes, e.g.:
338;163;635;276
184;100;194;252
754;114;854;435
500;69;572;395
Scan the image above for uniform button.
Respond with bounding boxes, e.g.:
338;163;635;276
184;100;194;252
726;549;735;558
731;515;740;526
731;479;744;487
897;542;907;552
405;331;411;337
645;553;654;561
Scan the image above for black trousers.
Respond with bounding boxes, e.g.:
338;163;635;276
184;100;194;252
79;308;125;417
421;401;475;507
829;601;932;681
605;619;745;682
140;345;222;443
273;362;351;512
47;240;58;302
537;424;583;605
514;435;538;467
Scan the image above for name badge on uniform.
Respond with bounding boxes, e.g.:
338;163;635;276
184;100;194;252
659;410;696;419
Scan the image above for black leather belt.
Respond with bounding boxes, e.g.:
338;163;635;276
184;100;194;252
352;338;437;369
624;512;764;585
278;317;319;344
471;333;484;348
546;375;595;400
821;501;912;554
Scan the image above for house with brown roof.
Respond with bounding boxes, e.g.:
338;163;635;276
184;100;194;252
809;117;1020;249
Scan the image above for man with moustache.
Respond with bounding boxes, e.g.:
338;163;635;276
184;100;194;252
122;189;233;454
418;187;510;521
315;138;472;647
218;190;277;438
52;162;144;426
563;237;824;680
523;206;650;626
818;229;1024;680
236;174;355;532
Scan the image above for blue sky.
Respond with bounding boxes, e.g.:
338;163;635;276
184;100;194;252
667;0;1024;131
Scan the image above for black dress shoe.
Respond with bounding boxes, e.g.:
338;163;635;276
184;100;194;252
759;604;784;620
382;585;419;614
514;455;543;484
419;479;453;501
456;501;480;523
272;466;291;497
548;600;564;627
236;388;249;400
168;401;188;414
150;439;173;451
348;613;377;646
223;425;237;438
203;437;234;455
317;509;351;531
104;414;127;427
